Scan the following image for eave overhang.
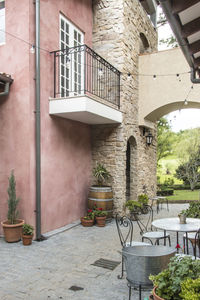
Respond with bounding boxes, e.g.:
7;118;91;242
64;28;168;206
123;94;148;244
159;0;200;83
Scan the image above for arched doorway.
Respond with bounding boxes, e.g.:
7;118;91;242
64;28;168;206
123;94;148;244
126;136;137;201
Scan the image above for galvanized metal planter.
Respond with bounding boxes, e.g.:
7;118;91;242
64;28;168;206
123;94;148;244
122;245;176;286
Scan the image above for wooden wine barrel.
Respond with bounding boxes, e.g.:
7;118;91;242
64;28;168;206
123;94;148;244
88;186;113;219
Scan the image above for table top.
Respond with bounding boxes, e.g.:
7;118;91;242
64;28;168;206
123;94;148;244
152;217;200;233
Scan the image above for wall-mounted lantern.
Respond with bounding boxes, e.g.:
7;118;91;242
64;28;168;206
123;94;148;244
146;131;153;146
143;127;153;146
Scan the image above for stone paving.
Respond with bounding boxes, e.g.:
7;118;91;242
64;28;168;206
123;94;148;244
0;203;194;300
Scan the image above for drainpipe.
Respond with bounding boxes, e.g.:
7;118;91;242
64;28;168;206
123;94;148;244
35;0;42;240
0;82;10;97
190;68;200;84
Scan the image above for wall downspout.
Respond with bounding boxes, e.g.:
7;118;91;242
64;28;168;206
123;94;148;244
191;68;200;84
35;0;42;240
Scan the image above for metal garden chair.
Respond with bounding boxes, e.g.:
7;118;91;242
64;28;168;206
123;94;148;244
183;228;200;259
135;205;171;246
115;214;150;279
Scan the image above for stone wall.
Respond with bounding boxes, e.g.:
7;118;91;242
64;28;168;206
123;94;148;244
92;0;158;213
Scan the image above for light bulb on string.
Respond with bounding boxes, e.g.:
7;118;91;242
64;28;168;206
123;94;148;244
153;75;156;80
30;45;35;54
65;57;70;68
98;68;103;78
184;99;188;105
127;73;131;80
176;74;181;82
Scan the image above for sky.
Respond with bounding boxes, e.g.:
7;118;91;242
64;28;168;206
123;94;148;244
157;7;200;132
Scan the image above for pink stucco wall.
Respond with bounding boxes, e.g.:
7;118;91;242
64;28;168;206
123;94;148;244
0;0;93;235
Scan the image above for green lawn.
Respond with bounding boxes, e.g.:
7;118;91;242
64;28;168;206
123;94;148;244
167;189;200;201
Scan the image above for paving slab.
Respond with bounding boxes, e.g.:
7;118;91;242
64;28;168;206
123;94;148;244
0;203;194;300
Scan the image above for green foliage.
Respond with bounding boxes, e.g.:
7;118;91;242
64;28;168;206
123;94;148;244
22;224;34;235
93;163;111;186
138;194;148;206
157;118;174;164
7;170;20;224
150;256;200;300
184;201;200;218
175;154;200;191
125;200;142;213
159;35;178;48
180;278;200;300
94;209;107;217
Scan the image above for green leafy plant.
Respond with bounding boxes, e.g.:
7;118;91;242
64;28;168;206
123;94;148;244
178;209;186;216
83;209;95;220
93;163;111;186
22;223;34;235
180;278;200;300
125;200;142;215
184;201;200;218
150;256;200;300
138;194;148;206
94;207;107;217
7;170;20;224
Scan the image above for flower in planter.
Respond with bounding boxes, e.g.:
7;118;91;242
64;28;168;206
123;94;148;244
94;208;107;217
83;209;95;220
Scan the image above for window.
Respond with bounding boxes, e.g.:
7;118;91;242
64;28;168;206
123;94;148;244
60;15;84;97
0;0;5;45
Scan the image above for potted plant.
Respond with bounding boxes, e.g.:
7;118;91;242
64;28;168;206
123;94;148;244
1;170;24;242
178;209;187;224
80;209;94;227
180;278;200;300
138;194;149;214
125;200;142;220
94;208;107;227
22;223;34;246
88;163;113;219
149;256;200;300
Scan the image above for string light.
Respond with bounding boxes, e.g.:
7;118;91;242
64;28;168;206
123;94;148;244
183;85;194;106
98;68;103;77
127;73;131;80
65;57;70;68
30;45;35;54
153;75;156;80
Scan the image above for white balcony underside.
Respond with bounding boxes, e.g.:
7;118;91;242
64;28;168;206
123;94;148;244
49;95;122;125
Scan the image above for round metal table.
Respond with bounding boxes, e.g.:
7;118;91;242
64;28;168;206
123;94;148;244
152;217;200;253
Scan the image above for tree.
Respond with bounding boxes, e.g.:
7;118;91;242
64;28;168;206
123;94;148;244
175;154;200;191
157;11;178;48
157;117;174;164
175;131;200;190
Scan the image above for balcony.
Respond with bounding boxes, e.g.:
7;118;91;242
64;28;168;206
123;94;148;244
49;45;122;125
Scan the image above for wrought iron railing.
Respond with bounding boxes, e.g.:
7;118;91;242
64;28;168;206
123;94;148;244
51;45;120;108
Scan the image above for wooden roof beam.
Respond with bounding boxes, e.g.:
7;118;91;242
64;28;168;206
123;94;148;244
182;17;200;38
172;0;200;14
194;57;200;68
188;40;200;55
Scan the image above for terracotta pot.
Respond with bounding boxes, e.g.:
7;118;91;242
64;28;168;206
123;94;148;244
22;234;33;246
153;287;165;300
1;219;24;243
95;216;106;227
80;217;94;227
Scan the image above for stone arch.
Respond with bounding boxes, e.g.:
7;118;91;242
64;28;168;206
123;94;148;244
139;32;150;54
144;102;200;123
126;136;137;201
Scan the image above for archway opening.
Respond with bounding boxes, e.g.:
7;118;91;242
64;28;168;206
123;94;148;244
126;136;137;201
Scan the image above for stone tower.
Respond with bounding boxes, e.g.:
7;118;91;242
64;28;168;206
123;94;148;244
91;0;158;213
